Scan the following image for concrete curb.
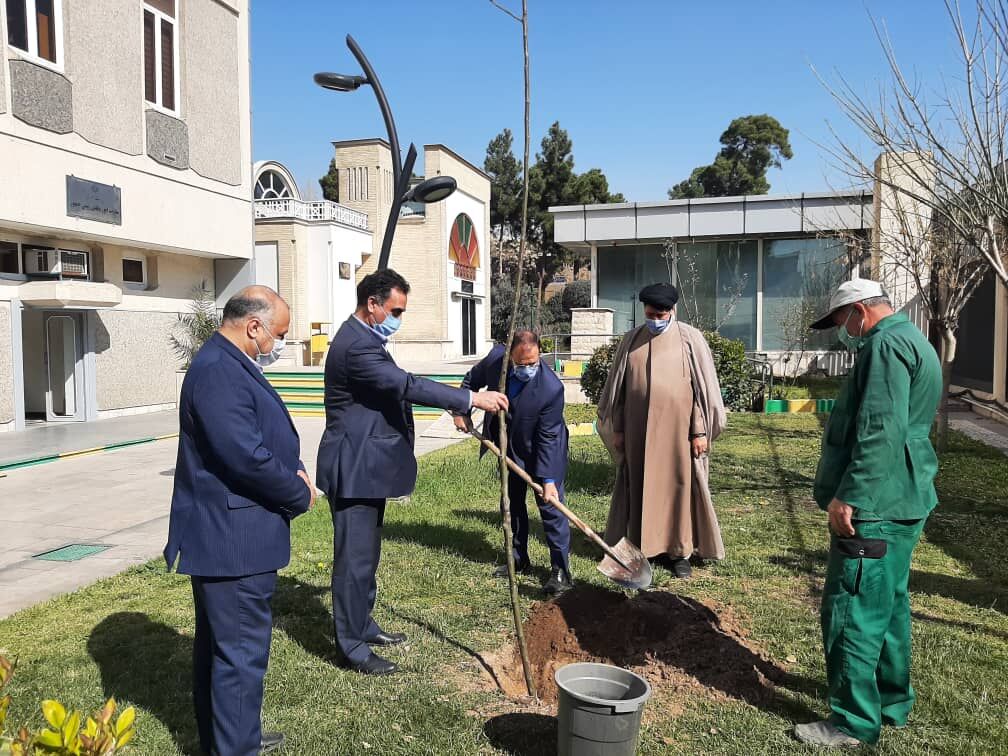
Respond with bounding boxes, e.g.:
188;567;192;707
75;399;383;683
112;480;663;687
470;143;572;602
0;433;179;473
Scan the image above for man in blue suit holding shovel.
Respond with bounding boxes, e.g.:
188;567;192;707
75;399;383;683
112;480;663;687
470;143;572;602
453;330;573;596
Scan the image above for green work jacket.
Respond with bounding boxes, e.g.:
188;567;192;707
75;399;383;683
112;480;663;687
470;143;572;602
813;312;943;520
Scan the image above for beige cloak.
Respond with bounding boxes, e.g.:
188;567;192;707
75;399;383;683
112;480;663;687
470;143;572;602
597;321;727;560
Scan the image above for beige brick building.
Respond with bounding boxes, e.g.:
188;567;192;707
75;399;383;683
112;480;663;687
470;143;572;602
332;139;492;362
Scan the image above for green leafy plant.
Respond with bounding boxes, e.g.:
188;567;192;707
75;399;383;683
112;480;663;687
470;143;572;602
169;283;220;369
579;338;621;405
0;654;135;756
703;330;753;411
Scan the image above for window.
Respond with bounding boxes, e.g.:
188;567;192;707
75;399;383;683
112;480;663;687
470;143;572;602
254;170;293;200
0;241;20;276
6;0;62;67
122;257;146;286
143;1;178;113
596;244;669;334
676;241;758;349
762;237;850;351
348;167;369;201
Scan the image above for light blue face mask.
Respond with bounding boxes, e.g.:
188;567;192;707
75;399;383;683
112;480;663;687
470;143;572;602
512;363;539;382
838;309;864;352
646;318;670;335
373;306;402;338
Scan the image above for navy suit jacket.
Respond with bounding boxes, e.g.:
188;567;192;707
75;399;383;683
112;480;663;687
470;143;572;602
315;316;471;499
164;332;311;577
462;344;568;483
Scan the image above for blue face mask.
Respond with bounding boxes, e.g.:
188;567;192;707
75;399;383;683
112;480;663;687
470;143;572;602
646;318;670;335
838;309;864;352
372;305;402;338
512;363;539;382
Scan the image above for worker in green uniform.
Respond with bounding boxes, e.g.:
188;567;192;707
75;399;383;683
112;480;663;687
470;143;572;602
794;279;942;748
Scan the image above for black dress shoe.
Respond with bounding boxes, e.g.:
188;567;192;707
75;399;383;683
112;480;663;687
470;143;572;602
543;567;574;596
671;557;692;579
260;731;285;754
367;631;407;646
492;561;531;578
346;653;399;675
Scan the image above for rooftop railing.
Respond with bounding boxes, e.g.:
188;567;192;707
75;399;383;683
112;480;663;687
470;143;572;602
254;198;369;231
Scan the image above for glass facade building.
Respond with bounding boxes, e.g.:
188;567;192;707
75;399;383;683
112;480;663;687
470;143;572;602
597;235;861;352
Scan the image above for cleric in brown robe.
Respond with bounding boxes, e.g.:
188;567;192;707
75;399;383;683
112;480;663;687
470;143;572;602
596;283;727;578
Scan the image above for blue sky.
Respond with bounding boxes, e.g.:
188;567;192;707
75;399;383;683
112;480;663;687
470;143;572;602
251;1;964;202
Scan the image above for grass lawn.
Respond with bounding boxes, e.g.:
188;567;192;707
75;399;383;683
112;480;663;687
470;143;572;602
1;415;1006;754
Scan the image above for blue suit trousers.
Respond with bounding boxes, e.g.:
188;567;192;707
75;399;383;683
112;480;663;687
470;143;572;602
329;497;386;665
191;571;276;756
507;472;571;576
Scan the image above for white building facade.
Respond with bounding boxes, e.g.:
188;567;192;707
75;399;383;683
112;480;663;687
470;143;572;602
0;0;253;430
252;160;372;365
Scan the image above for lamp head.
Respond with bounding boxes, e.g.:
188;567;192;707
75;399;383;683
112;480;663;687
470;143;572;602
313;72;367;92
404;175;457;204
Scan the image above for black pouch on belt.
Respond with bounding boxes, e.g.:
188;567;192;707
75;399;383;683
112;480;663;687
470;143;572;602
833;537;887;559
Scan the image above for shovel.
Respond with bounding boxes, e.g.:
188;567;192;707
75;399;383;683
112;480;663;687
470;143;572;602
467;427;652;591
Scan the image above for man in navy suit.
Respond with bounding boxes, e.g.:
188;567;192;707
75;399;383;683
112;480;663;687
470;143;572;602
165;286;314;756
316;269;509;675
453;330;573;596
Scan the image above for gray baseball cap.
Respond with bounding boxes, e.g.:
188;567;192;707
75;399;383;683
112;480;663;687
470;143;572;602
809;279;886;330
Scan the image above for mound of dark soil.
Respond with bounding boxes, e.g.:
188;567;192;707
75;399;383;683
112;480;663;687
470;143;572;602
491;586;785;706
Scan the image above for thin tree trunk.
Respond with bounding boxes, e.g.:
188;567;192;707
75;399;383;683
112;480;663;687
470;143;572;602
492;0;535;699
534;270;546;332
936;325;956;453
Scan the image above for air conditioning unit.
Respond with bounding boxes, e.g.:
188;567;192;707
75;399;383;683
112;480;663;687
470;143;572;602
23;247;59;277
60;250;88;278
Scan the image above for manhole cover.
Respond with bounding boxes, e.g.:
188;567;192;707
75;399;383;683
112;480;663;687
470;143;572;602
33;544;110;562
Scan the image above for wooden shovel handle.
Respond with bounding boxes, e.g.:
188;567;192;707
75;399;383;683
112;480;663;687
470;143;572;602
469;428;632;571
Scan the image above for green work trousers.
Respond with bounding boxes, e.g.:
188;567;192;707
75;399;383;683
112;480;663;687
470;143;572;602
820;518;926;744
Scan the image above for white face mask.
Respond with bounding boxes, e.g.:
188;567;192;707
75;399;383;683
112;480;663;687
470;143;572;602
254;323;285;367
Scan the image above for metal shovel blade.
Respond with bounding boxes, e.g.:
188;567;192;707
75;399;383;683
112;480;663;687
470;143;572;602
597;538;653;590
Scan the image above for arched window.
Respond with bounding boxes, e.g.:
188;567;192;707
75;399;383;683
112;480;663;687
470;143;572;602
255;170;293;200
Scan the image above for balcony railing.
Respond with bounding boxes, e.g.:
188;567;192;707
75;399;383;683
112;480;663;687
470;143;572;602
254;198;369;231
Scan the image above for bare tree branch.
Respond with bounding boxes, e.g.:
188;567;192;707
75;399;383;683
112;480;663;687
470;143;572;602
488;0;522;23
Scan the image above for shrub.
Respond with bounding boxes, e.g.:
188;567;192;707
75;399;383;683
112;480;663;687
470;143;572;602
0;654;136;755
580;339;621;405
169;283;220;369
703;330;752;411
564;403;598;424
579;330;753;411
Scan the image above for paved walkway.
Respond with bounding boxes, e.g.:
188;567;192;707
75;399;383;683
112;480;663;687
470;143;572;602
949;410;1008;455
0;414;464;619
0;411;179;468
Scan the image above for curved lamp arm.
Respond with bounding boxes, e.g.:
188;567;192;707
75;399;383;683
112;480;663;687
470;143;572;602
345;34;402;192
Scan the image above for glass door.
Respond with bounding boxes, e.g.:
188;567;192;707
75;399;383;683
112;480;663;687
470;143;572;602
44;313;85;422
461;298;476;356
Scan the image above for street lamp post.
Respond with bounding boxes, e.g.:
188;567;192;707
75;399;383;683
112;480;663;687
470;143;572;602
315;35;456;271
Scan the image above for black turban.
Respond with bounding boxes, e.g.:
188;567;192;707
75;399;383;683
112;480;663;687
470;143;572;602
638;283;679;309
